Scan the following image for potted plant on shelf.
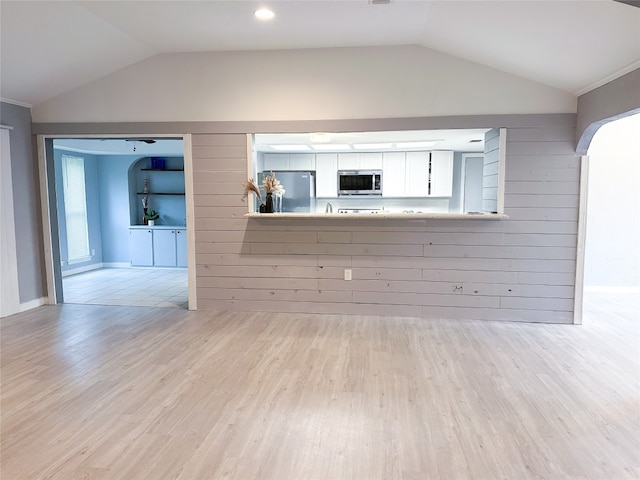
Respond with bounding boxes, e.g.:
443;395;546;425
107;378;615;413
144;210;159;226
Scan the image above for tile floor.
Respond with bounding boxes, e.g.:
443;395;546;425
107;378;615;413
63;267;188;308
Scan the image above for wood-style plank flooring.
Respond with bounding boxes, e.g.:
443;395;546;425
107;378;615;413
1;292;638;479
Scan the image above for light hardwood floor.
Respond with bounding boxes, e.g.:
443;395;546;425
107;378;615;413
1;292;638;479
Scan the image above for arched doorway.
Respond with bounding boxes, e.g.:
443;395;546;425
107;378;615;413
582;113;640;322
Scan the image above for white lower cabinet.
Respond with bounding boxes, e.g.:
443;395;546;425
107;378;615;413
129;229;153;266
153;229;177;267
176;229;187;267
129;227;187;267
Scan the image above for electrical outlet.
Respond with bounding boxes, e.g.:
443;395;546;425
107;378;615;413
344;269;352;281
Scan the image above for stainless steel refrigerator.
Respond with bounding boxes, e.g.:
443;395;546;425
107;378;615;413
258;171;316;212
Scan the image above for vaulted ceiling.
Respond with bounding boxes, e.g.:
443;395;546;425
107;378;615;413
1;1;639;107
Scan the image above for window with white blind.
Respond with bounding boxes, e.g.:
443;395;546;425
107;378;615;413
61;154;90;262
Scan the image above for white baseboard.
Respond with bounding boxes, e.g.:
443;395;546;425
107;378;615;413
61;262;132;277
584;285;640;294
62;263;104;277
19;297;46;312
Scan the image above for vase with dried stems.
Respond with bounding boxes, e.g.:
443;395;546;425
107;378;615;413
244;173;285;213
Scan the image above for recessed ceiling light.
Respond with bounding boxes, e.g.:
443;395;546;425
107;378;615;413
255;8;275;20
270;144;310;151
310;132;331;143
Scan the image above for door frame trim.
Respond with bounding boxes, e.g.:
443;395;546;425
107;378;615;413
460;153;484;213
36;133;197;310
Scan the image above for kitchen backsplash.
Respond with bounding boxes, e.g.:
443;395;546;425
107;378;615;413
315;197;450;214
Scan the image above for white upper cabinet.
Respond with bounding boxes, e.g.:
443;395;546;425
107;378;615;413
263;153;289;171
263;153;316;171
382;152;406;197
259;150;452;199
403;151;454;197
289;154;315;171
404;151;430;197
316;153;338;197
337;152;383;170
430;151;454;197
337;153;359;170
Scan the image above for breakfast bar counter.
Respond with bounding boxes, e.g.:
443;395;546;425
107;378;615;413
246;212;508;220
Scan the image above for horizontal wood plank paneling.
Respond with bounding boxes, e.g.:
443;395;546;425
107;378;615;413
191;122;580;324
482;128;500;213
505;181;580;195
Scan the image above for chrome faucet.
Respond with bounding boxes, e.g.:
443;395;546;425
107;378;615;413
325;202;333;213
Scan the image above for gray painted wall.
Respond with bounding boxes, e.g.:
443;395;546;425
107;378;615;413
576;68;640;154
0;102;45;303
11;58;635;318
192;117;579;323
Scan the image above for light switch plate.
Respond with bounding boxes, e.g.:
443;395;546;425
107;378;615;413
344;269;352;281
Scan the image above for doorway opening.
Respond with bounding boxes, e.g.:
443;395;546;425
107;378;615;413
583;113;640;322
43;136;193;309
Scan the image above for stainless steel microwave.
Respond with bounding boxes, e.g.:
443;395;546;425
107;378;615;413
338;170;382;196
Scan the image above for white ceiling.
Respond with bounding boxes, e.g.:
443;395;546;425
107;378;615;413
254;129;490;152
53;138;185;156
1;1;639;107
52;129;489;156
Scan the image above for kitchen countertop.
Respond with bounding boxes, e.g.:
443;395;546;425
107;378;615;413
246;212;508;220
129;225;187;229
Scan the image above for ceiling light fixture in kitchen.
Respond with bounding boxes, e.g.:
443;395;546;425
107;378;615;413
255;8;275;20
310;132;331;143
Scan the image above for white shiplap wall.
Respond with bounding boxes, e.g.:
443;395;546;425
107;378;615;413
482;128;500;213
192;124;579;323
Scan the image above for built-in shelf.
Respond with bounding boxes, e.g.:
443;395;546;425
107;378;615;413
130;156;186;227
140;168;184;171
